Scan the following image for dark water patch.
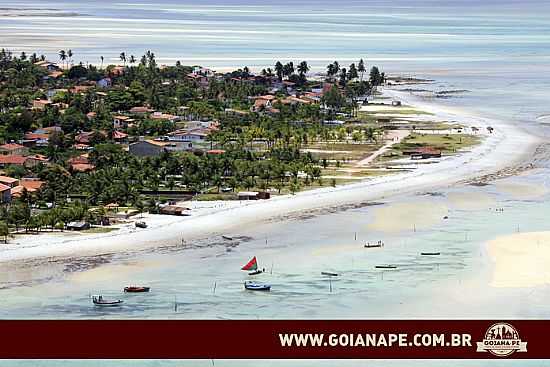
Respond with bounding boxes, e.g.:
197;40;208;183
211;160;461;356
268;201;385;223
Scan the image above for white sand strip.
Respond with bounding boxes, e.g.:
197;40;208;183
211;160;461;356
0;89;541;262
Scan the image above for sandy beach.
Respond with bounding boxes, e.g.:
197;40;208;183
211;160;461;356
1;89;541;263
487;231;550;288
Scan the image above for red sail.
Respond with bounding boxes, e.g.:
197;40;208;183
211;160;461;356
241;256;258;271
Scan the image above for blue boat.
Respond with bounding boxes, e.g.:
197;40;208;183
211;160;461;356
244;281;271;291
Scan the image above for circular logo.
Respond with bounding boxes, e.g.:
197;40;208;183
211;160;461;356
477;323;525;357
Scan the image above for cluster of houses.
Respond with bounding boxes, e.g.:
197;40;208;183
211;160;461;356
0;174;44;203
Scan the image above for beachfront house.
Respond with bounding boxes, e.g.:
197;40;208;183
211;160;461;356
159;205;191;216
66;221;91;231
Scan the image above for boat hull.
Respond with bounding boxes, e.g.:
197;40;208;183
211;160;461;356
124;286;150;293
244;282;271;291
92;296;123;306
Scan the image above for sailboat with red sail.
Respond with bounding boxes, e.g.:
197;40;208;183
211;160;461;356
241;256;264;276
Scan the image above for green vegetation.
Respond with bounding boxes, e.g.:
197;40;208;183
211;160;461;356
0;48;393;240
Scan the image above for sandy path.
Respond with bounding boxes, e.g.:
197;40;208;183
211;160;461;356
355;130;410;167
0;89;541;262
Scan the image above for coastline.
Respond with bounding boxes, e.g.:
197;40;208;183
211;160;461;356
1;88;541;263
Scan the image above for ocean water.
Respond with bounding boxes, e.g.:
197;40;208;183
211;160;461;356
2;0;550;125
2;1;550;365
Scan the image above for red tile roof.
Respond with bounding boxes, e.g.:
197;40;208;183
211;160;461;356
0;155;27;165
71;163;95;172
0;183;10;192
20;178;44;191
0;143;25;151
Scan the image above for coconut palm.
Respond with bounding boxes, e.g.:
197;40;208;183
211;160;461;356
67;49;73;66
58;49;67;68
119;52;127;66
358;58;366;81
297;61;309;76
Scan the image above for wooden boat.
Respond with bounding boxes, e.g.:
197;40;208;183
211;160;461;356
364;243;383;248
244;281;271;291
92;295;123;307
135;221;147;228
321;271;339;277
222;235;233;241
375;265;397;269
124;286;150;293
421;252;441;256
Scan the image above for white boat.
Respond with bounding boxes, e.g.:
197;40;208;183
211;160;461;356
92;295;123;307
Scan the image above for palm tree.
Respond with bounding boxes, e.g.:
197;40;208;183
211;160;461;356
297;61;309;76
0;221;9;243
326;63;335;79
58;50;67;69
129;55;136;65
332;61;340;75
119;52;127;66
358;58;366;81
67;49;73;66
275;61;283;81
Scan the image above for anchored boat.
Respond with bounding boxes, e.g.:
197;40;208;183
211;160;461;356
244;281;271;291
241;256;265;276
375;265;397;269
92;295;123;307
421;252;441;256
124;286;150;293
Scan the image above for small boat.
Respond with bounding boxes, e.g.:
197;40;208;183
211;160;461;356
248;269;264;276
364;243;383;248
241;256;265;276
92;295;123;307
321;271;339;277
244;281;271;291
124;286;150;293
375;265;397;269
421;252;441;256
135;221;147;228
222;235;233;241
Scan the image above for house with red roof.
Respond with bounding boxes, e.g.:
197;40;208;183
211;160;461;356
0;143;28;156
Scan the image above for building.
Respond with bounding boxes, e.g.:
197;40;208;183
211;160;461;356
0;176;19;188
403;147;442;160
32;99;52;110
0;184;11;203
237;191;270;200
159;205;190;216
150;112;179;122
34;60;60;72
97;77;112;88
0;143;28;156
10;178;45;198
129;106;154;115
66;221;91;231
0;155;27;168
113;115;133;129
129;140;168;157
167;130;208;143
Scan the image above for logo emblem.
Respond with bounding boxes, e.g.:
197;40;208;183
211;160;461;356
476;323;527;357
